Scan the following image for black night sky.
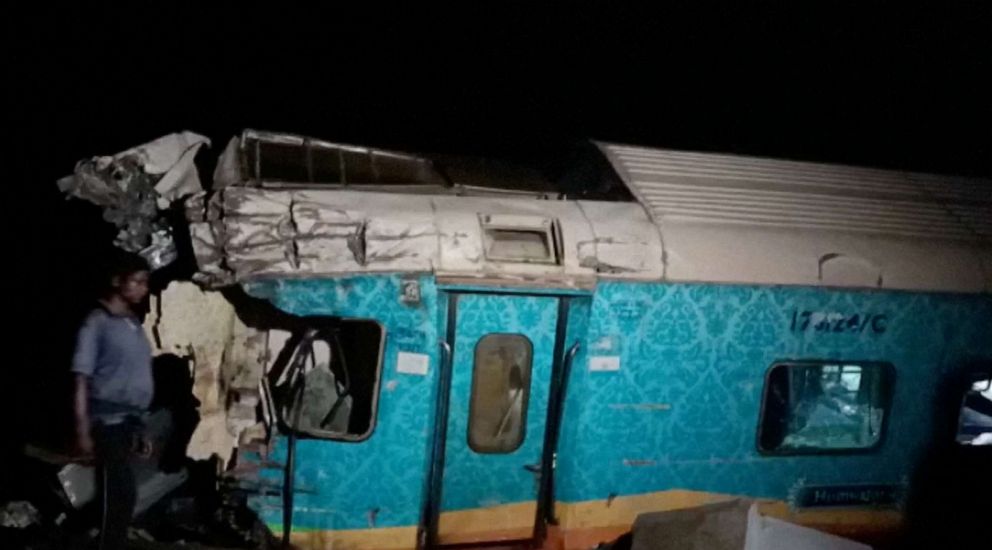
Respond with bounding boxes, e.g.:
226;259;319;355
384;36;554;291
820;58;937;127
5;4;991;448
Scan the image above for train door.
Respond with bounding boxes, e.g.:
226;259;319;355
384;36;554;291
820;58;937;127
434;292;563;546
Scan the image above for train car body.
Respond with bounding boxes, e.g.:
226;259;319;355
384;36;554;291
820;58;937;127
181;132;991;549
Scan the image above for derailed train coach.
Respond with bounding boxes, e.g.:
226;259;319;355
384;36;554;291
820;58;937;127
70;130;992;548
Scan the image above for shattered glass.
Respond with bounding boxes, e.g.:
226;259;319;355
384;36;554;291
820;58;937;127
957;378;992;445
297;366;352;435
763;363;889;452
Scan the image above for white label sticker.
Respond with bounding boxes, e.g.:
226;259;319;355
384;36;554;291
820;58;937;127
589;356;621;372
396;351;430;376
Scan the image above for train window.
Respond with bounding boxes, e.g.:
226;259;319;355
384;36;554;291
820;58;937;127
956;377;992;446
267;319;385;441
468;334;533;454
758;361;894;454
479;214;561;265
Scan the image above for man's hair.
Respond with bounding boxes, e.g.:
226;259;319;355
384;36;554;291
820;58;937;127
103;250;150;289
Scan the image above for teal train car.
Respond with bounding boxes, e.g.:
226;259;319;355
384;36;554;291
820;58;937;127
182;131;992;548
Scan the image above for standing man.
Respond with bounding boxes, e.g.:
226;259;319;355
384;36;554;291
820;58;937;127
72;252;154;550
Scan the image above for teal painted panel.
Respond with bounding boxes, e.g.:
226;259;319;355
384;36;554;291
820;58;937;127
435;283;593;297
245;275;440;531
556;297;592;500
557;282;992;505
242;275;992;532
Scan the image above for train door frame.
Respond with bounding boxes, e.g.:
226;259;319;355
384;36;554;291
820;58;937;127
419;290;582;549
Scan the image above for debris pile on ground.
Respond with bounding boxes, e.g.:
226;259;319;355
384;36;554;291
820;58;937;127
629;498;872;550
0;501;40;529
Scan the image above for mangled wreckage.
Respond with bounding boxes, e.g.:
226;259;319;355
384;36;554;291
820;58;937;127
57;131;211;270
38;129;992;549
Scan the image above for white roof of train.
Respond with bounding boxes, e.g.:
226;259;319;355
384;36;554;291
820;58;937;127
598;143;992;293
188;135;992;293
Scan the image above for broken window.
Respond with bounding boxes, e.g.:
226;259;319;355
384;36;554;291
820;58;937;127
267;318;385;441
758;361;893;454
256;140;311;182
468;334;533;454
242;130;447;187
480;214;561;264
956;377;992;446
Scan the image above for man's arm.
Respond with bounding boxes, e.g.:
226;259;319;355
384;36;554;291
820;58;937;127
71;314;99;456
73;374;93;455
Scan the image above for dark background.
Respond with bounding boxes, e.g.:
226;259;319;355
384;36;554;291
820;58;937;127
4;4;990;450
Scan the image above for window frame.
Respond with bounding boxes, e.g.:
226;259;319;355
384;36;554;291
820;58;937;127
467;332;535;454
272;317;387;443
242;129;448;187
756;359;896;456
479;214;563;265
954;372;992;446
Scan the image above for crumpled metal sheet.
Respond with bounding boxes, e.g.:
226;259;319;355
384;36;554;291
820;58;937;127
212;136;242;190
185;187;665;288
146;132;211;205
57;131;209;269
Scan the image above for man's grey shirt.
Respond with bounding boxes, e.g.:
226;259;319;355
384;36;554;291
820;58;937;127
71;307;153;421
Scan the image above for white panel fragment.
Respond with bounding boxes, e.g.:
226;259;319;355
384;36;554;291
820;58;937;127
396;352;430;376
589;356;621;372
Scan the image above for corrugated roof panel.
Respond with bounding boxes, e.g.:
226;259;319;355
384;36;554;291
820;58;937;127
602;144;991;241
599;142;992;292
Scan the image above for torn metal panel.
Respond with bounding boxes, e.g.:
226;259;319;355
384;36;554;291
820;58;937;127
223;186;294;217
145;281;239;461
365;217;438;266
224;218;293;252
290;191;369;271
295;190;438;272
57;130;210;204
57;131;209;269
291;198;364;234
215;188;298;277
188;221;234;287
186;187;663;287
145;131;212;205
213;135;242;189
575;200;664;277
226;243;299;279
